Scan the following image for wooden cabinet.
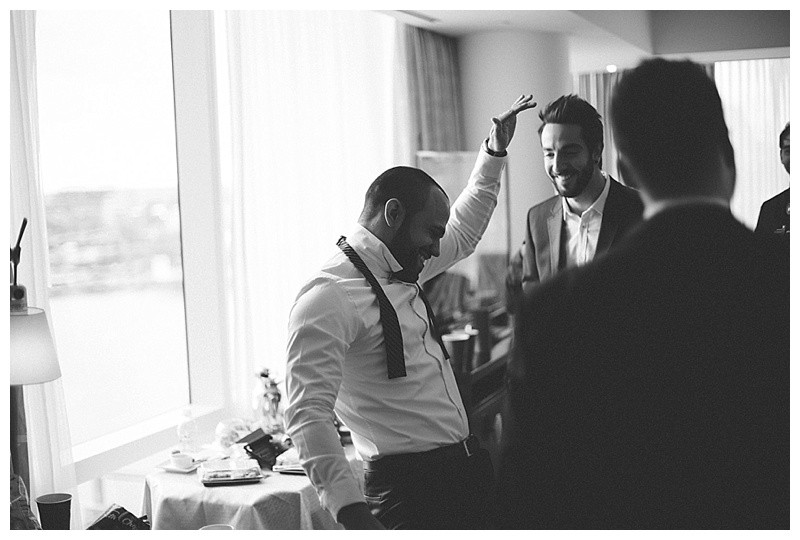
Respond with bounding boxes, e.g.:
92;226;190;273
453;314;511;472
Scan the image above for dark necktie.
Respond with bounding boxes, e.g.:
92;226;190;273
417;284;450;361
337;237;406;379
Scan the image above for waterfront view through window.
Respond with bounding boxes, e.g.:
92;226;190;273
36;11;190;445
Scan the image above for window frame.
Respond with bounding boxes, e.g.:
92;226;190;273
71;10;233;484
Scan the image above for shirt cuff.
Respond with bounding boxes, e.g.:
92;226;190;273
482;138;508;157
473;142;507;184
318;472;365;520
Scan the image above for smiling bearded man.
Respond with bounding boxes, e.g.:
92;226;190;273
505;94;643;314
285;95;537;530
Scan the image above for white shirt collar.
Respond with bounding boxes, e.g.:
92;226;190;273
346;224;404;277
644;196;730;220
562;171;611;219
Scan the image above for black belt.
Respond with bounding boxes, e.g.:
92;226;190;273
363;435;481;471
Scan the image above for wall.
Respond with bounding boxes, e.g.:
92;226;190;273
652;10;790;55
564;10;791;74
569;33;650;74
458;30;572;251
573;10;653;52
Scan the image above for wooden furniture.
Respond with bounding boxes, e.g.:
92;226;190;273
452;304;512;471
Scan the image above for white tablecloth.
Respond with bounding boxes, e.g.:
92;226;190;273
142;445;363;530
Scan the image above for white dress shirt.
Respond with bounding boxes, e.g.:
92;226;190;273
285;147;505;518
562;172;611;268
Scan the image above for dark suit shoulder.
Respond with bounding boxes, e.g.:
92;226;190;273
761;187;790;208
502;205;788;529
755;187;790;235
607;177;644;212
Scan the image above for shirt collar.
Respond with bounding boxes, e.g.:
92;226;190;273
346;224;404;278
562;171;611;219
644;196;730;219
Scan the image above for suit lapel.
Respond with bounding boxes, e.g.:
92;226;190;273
530;197;562;282
546;199;562;277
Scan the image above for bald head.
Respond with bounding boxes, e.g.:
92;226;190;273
358;166;450;282
359;166;446;223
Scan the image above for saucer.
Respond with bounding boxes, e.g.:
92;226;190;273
157;460;201;474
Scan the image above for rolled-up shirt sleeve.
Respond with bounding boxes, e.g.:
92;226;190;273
285;277;364;519
421;145;506;282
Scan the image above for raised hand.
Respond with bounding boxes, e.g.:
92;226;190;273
489;94;537;153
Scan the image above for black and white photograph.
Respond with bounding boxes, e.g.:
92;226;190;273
8;6;791;531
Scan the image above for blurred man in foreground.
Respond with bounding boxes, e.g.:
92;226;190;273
497;59;789;529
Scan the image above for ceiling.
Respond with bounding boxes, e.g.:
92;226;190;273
385;10;611;39
382;9;790;67
382;9;653;72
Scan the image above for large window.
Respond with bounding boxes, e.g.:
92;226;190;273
32;11;398;494
36;12;190;446
33;11;235;486
33;13;232;521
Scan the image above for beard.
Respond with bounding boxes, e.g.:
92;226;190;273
552;158;595;198
388;225;425;283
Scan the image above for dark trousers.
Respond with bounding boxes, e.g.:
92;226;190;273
363;437;496;529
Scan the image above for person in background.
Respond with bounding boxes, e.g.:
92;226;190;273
505;94;642;314
497;59;789;529
755;121;789;237
285;95;536;529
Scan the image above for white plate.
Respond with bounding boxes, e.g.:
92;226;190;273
157;460;201;474
272;465;305;475
199;458;265;486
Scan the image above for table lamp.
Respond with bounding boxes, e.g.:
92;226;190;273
10;218;69;529
10;218;61;384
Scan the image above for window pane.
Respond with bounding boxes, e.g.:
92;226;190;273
36;11;190;445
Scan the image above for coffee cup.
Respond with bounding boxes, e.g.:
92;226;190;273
170;452;193;469
442;333;471;373
36;493;72;530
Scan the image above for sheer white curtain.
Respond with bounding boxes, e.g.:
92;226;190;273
10;10;81;528
216;11;404;413
715;58;790;229
576;64;712;184
579;59;790;228
577;71;624;181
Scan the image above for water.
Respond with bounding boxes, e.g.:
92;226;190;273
49;287;190;445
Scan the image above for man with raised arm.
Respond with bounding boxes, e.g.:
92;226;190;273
286;95;536;529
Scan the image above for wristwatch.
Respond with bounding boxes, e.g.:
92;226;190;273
483;138;507;157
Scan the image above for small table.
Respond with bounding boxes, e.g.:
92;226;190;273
142;445;362;530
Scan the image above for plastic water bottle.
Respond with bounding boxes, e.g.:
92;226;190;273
176;407;198;453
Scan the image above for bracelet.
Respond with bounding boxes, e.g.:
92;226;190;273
484;138;507;157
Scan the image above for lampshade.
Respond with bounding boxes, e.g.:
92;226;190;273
10;307;62;385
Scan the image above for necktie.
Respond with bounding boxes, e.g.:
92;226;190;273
337;237;406;379
417;284;450;361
